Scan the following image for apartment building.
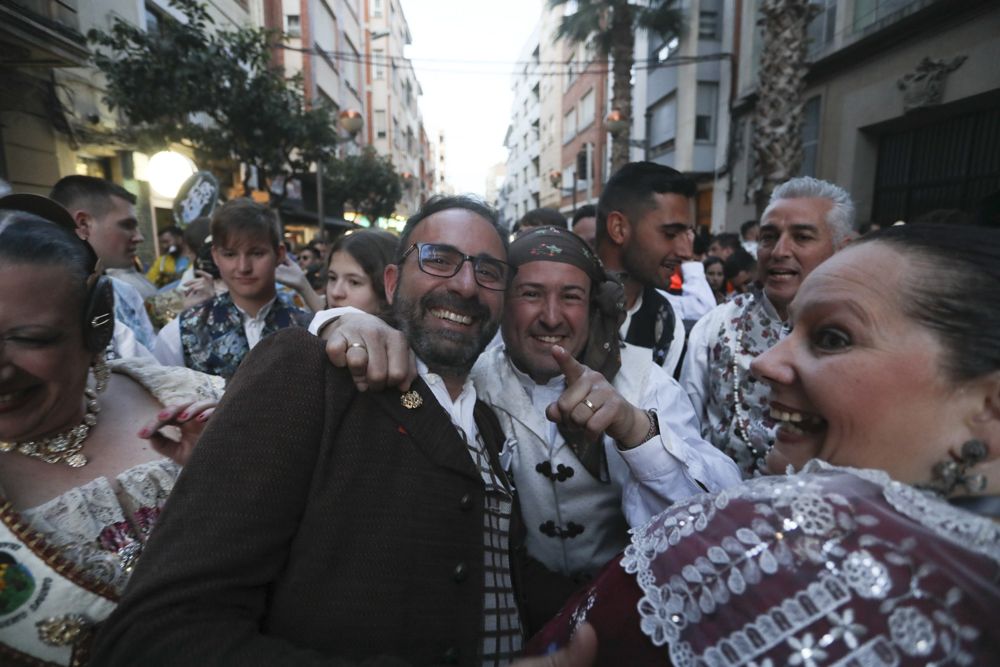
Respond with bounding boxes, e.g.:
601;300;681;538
723;0;1000;228
1;0;261;264
632;0;727;230
269;0;366;152
558;41;608;216
1;0;260;196
365;0;426;217
500;22;542;227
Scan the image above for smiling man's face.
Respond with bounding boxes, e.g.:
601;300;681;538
757;197;836;318
384;208;506;378
502;261;591;384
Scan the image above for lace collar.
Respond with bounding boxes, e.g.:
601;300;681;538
802;460;1000;566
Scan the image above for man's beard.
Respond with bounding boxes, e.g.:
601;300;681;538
392;287;499;378
622;241;670;290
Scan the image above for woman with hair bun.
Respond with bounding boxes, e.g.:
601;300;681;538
528;223;1000;665
0;195;222;666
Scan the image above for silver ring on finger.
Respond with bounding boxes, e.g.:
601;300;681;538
582;398;596;412
348;342;367;352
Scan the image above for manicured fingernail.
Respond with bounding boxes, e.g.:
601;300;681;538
158;411;169;419
138;428;150;437
197;413;209;421
178;412;189;420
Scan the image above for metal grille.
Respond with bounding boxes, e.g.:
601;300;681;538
872;106;1000;224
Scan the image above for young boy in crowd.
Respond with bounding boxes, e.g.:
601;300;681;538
153;198;311;379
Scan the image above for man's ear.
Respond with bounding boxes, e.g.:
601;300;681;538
72;210;91;241
275;244;287;263
605;211;630;246
383;263;399;305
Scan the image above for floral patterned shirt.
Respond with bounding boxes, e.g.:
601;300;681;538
681;288;783;477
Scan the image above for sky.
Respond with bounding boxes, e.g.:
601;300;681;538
401;0;543;196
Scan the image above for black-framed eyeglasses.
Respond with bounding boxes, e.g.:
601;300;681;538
400;243;514;291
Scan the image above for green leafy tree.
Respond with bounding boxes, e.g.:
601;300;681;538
322;148;403;224
89;0;339;196
549;0;684;171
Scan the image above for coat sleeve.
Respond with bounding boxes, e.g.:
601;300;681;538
91;328;410;667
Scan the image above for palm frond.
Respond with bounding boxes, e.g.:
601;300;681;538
549;0;606;49
637;0;685;41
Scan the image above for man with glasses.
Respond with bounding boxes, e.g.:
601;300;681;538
94;197;595;666
310;228;740;629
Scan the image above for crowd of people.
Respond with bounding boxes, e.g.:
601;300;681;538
0;164;996;666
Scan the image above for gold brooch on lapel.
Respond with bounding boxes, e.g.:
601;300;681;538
400;390;423;409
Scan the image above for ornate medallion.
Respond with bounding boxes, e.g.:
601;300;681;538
400;390;423;409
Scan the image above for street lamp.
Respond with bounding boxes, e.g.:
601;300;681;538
605;109;650;159
146;151;196;199
605;108;630;134
339;109;364;135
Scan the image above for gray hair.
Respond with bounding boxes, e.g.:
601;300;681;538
768;176;855;246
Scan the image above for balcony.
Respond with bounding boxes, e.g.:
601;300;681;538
1;0;89;68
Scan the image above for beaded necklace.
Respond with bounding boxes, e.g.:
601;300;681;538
0;388;100;468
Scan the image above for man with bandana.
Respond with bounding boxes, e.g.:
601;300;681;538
312;228;741;587
474;228;740;585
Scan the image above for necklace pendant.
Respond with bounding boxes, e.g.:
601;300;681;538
0;441;13;452
65;453;88;468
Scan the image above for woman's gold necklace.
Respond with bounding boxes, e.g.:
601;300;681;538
0;388;100;468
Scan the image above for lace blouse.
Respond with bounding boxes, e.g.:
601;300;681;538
1;359;224;595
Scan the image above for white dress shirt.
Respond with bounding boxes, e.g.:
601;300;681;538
660;260;718;323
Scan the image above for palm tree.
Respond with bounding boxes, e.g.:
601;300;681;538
749;0;816;214
549;0;684;171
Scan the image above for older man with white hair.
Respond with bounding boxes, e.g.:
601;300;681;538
680;176;855;477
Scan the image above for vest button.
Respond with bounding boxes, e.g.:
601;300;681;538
459;493;473;511
452;562;468;582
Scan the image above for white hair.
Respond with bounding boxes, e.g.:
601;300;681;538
767;176;855;246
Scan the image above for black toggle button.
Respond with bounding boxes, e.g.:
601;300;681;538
459;493;473;511
452;562;468;582
442;647;459;664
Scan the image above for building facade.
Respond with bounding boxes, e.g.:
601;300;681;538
364;0;427;217
500;22;542;228
722;0;1000;229
634;0;728;230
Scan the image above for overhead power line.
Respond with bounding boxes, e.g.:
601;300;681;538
274;43;731;76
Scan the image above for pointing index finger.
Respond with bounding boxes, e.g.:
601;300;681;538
552;345;586;384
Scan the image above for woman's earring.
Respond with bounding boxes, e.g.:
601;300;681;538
921;439;988;495
92;353;110;394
